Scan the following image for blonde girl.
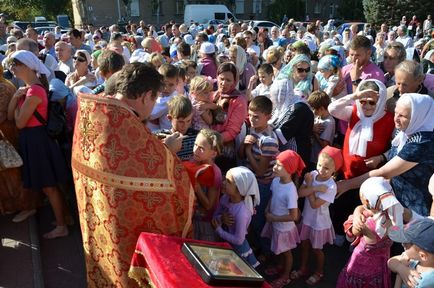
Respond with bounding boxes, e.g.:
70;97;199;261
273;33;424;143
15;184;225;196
188;129;223;241
294;146;343;285
189;76;214;130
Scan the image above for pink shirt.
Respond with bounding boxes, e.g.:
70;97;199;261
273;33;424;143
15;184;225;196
342;62;386;94
19;84;48;128
212;90;248;143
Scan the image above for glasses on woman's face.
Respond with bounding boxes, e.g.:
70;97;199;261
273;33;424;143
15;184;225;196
296;67;310;73
359;99;377;106
73;56;87;63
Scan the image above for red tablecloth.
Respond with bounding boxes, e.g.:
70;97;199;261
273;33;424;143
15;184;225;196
129;232;271;288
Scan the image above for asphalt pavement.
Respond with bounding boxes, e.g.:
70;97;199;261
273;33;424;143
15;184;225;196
0;201;352;288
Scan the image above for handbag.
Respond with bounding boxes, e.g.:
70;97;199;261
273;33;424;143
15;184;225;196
0;130;23;171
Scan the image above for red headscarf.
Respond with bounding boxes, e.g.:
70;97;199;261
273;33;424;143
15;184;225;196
319;146;343;171
276;150;306;176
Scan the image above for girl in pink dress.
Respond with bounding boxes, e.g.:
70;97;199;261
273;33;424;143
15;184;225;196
294;146;343;285
261;150;304;288
336;176;404;288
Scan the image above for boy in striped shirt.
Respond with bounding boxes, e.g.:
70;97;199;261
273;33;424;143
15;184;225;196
239;96;279;259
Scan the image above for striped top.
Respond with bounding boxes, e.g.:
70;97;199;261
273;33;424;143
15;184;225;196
247;125;279;182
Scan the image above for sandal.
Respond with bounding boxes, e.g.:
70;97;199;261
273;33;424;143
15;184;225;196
305;272;324;286
270;276;291;288
290;268;309;280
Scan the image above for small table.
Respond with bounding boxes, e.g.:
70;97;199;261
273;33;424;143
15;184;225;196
129;232;271;287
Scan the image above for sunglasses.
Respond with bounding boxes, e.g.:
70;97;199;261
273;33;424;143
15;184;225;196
359;99;377;106
73;56;87;63
296;67;310;73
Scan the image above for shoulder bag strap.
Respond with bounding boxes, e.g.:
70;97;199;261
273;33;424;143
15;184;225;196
32;83;49;125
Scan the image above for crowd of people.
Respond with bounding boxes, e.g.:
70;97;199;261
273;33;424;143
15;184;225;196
0;12;434;288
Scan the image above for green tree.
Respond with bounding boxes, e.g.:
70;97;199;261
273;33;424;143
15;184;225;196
363;0;434;27
267;0;306;24
0;0;72;22
338;0;364;21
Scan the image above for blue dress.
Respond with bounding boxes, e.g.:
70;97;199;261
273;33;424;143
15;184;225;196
389;131;434;216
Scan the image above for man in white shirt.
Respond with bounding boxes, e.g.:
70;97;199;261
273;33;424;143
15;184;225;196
55;41;74;75
396;26;413;49
243;30;260;67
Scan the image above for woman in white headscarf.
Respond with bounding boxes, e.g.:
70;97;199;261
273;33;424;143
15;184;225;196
7;50;69;238
65;49;96;89
340;93;434;217
269;78;314;165
228;45;256;93
328;79;395;239
212;166;260;268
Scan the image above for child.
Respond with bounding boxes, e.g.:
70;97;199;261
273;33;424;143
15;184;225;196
239;96;279;260
189;76;214;130
148;64;179;132
295;146;343;285
261;150;303;287
153;96;198;161
316;54;346;100
212;166;260;268
246;63;274;101
388;218;434;288
184;129;223;241
179;60;198;92
307;91;335;168
337;176;404;288
176;66;188;96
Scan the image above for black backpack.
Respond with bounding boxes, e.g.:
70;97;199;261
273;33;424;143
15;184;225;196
33;88;67;139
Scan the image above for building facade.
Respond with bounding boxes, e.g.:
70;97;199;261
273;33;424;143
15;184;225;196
305;0;343;21
72;0;274;28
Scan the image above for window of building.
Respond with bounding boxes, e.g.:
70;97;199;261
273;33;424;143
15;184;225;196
130;0;140;17
151;0;162;15
176;0;185;15
314;0;321;14
235;0;244;14
252;0;262;14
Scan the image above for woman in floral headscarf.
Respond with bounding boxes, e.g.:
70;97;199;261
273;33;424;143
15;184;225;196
277;54;319;100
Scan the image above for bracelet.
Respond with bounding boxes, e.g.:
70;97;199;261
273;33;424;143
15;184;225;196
381;154;387;162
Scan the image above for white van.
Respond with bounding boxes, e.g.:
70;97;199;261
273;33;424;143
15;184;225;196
184;4;236;24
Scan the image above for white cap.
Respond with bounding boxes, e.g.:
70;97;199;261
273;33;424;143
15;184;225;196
199;42;215;54
183;34;194;45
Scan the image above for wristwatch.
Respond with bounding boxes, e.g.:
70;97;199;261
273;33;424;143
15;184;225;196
351;78;362;85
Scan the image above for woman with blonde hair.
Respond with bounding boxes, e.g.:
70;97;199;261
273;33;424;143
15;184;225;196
266;46;285;77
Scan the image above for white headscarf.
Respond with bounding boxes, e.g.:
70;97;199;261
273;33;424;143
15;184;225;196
348;79;387;157
392;93;434;153
231;45;247;76
229;166;260;215
360;177;404;239
11;50;50;77
424;49;434;61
